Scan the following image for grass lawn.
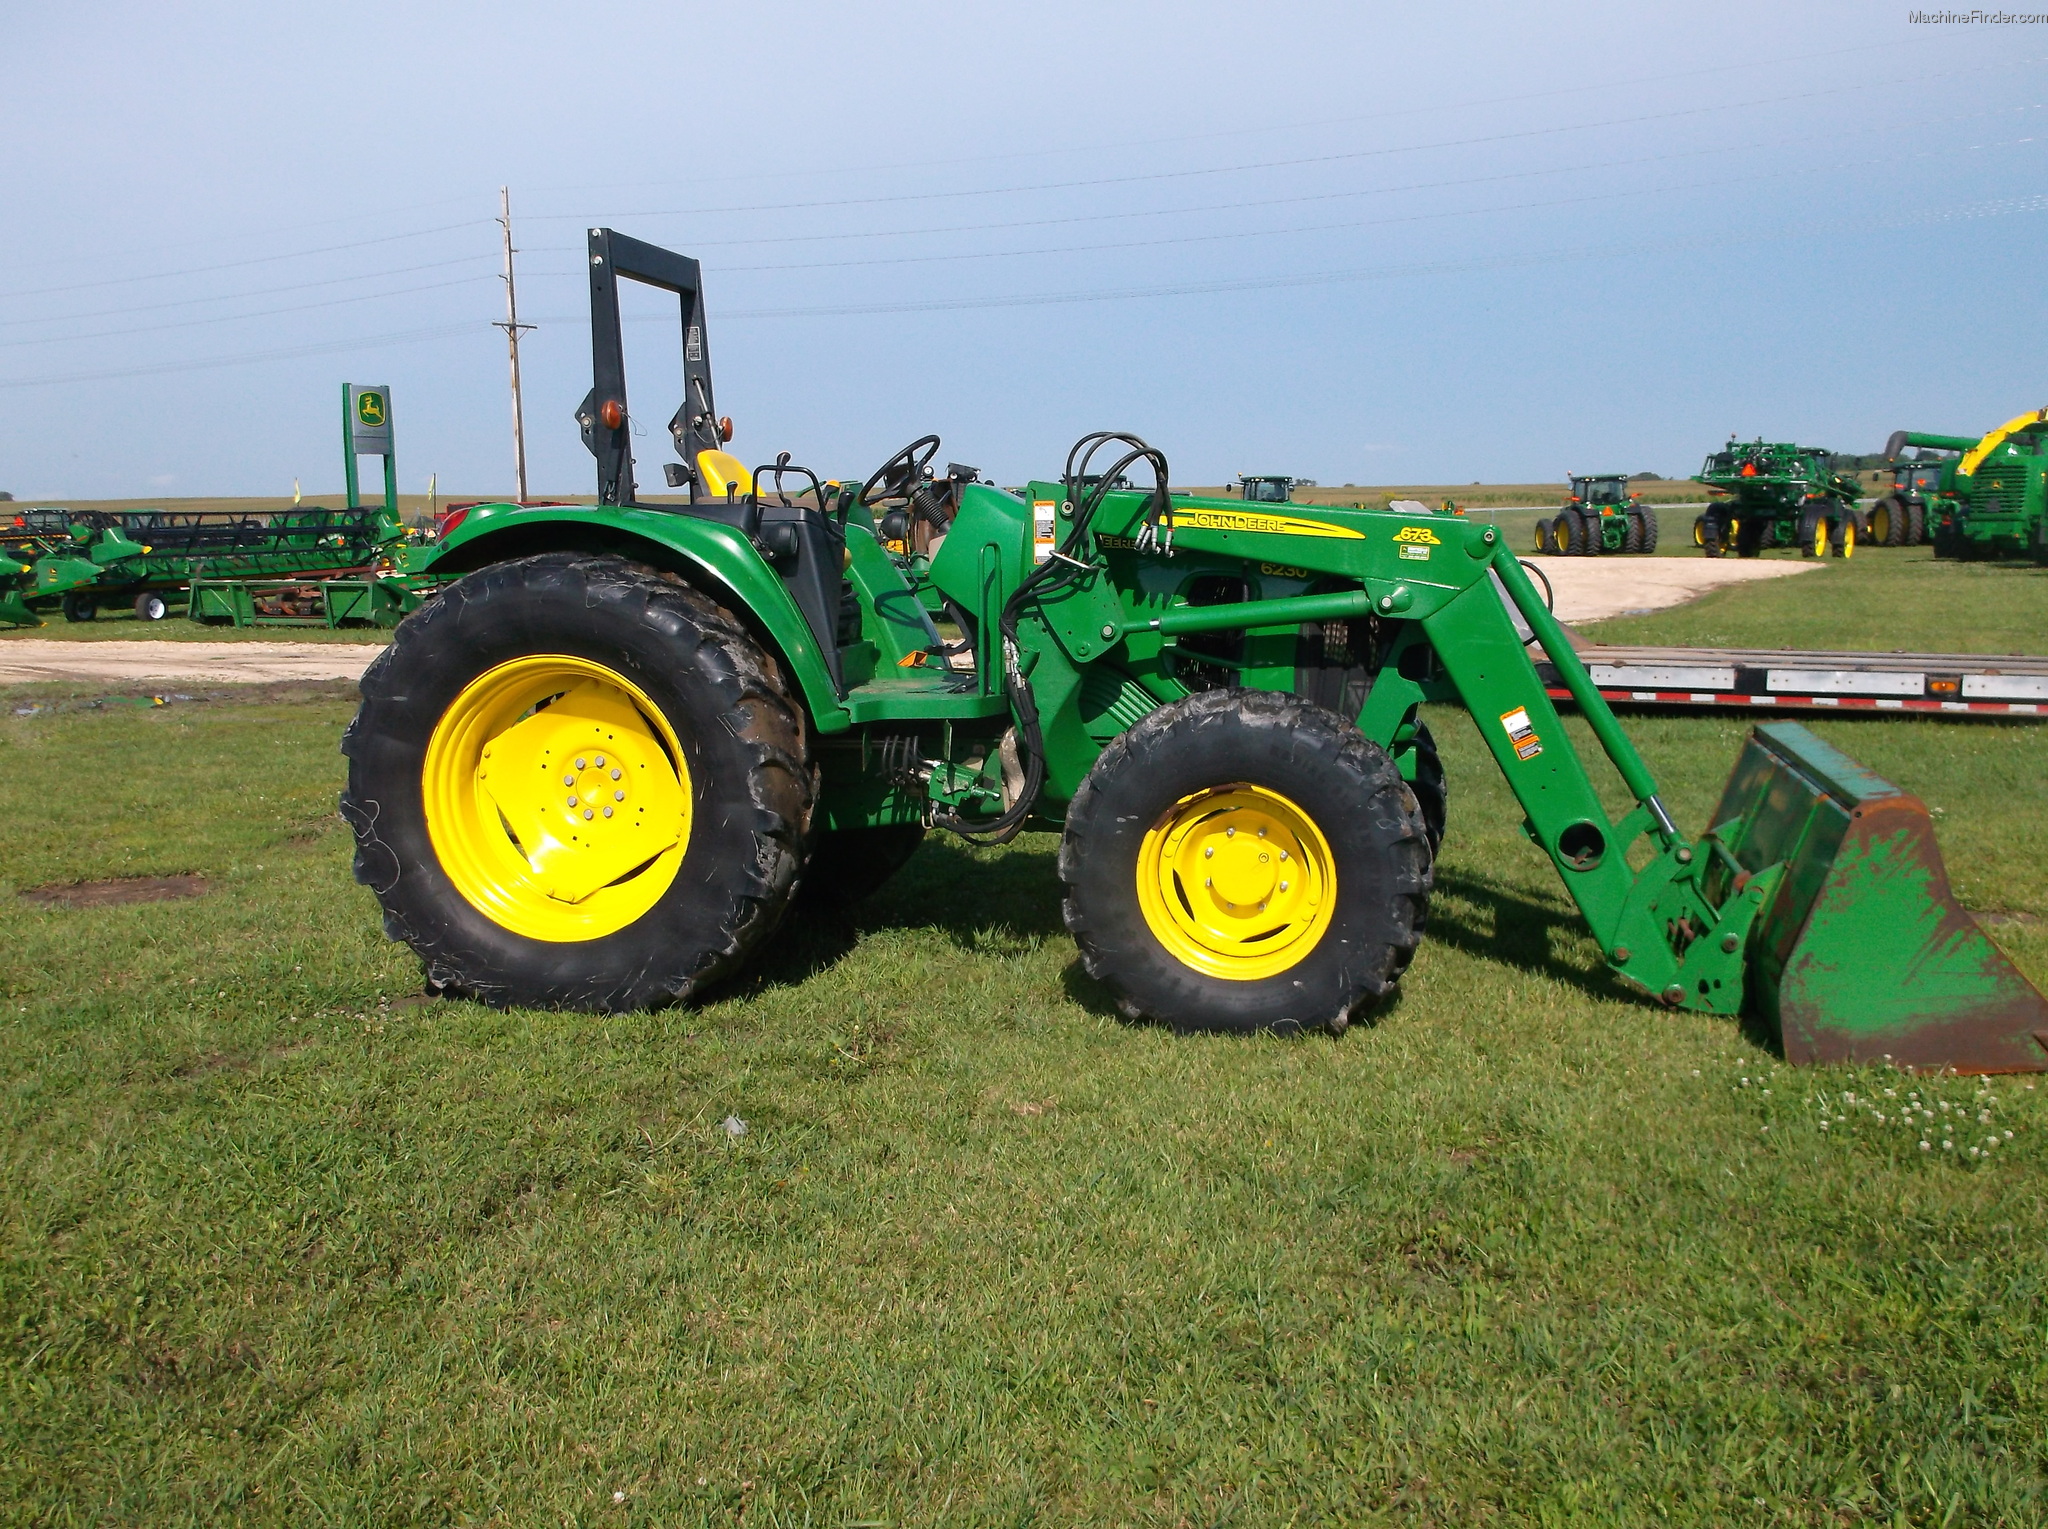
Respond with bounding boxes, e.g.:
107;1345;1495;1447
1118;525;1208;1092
3;575;2047;1524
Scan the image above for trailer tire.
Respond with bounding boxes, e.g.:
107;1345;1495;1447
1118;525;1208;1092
800;824;927;908
133;590;168;622
341;552;814;1012
60;593;96;623
1060;688;1432;1035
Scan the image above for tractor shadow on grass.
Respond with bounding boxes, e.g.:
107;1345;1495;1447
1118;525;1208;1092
729;836;1072;997
1422;866;1624;1004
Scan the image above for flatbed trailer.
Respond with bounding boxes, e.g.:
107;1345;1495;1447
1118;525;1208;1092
1538;644;2048;717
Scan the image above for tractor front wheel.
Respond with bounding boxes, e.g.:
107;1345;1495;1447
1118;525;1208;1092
1060;689;1432;1035
1533;518;1554;555
342;553;814;1011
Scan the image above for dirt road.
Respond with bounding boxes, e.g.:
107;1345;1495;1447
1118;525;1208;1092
0;558;1817;684
1535;556;1817;624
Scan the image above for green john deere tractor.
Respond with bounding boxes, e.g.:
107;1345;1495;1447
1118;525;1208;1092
340;231;2047;1070
1533;475;1657;556
1887;413;2048;562
1692;439;1861;559
1867;440;1958;548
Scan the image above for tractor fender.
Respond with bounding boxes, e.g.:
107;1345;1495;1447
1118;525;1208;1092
421;502;853;732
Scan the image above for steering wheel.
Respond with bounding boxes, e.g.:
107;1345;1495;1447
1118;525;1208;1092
858;434;940;508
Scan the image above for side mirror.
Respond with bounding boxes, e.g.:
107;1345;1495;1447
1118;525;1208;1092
663;461;690;489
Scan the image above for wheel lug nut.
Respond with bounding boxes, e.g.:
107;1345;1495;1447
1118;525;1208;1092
563;775;575;787
1204;877;1212;887
610;768;622;781
583;809;594;820
614;789;625;801
1279;850;1289;861
1225;826;1235;837
603;806;613;818
1279;881;1289;892
1204;846;1213;858
594;755;605;768
567;796;578;807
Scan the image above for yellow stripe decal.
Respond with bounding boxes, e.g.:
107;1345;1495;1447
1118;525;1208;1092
1171;509;1364;539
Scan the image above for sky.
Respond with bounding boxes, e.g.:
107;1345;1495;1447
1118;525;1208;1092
1;1;2043;500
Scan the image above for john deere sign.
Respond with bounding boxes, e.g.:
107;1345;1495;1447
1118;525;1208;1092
343;382;397;513
347;384;393;456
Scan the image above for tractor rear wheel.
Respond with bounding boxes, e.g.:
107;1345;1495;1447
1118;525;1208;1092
1872;497;1904;546
1833;514;1857;558
342;552;814;1011
1533;518;1554;554
800;824;927;908
1060;688;1432;1035
1632;506;1658;553
1908;501;1927;545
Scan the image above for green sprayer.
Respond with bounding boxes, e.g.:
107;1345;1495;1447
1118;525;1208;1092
1692;439;1861;559
340;231;2047;1072
1885;411;2048;562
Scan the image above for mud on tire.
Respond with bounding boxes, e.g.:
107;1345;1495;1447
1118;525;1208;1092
340;552;813;1011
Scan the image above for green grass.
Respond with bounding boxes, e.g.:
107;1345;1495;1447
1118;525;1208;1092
2;679;2046;1525
1;617;392;644
1582;545;2048;655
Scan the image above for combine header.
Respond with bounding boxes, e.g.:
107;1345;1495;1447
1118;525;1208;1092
339;231;2047;1073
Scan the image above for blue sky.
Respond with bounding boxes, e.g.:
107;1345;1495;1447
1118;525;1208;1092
2;2;2042;499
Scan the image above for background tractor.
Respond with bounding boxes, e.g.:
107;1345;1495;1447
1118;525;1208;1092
1691;439;1861;559
339;230;2047;1071
1888;414;2048;563
1533;474;1657;555
1868;435;1962;547
1235;475;1298;503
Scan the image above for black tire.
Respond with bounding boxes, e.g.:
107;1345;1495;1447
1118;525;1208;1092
800;823;927;908
1735;515;1766;558
1401;720;1446;858
1798;505;1829;559
60;592;96;622
133;590;169;622
1621;510;1644;554
1700;511;1726;558
1907;500;1927;546
1692;515;1706;548
1872;497;1904;547
1569;508;1599;555
1635;506;1659;554
1533;517;1554;555
341;552;814;1011
1059;688;1432;1035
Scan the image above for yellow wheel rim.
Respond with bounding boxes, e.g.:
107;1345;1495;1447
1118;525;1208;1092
1839;519;1856;558
1812;518;1828;556
1135;784;1336;981
422;654;691;942
1873;505;1891;543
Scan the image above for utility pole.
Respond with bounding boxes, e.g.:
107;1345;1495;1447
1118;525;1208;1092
494;186;536;503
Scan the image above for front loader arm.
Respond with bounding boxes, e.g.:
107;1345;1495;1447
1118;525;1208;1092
1417;547;1755;1012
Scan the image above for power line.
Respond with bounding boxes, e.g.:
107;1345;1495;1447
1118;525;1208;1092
0;322;481;391
0;254;497;330
523;57;2040;225
0;274;499;350
0;220;489;302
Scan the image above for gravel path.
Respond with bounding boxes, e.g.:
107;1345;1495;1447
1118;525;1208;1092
0;558;1818;684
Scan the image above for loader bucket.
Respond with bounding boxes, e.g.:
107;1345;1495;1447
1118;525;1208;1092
1707;722;2048;1072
